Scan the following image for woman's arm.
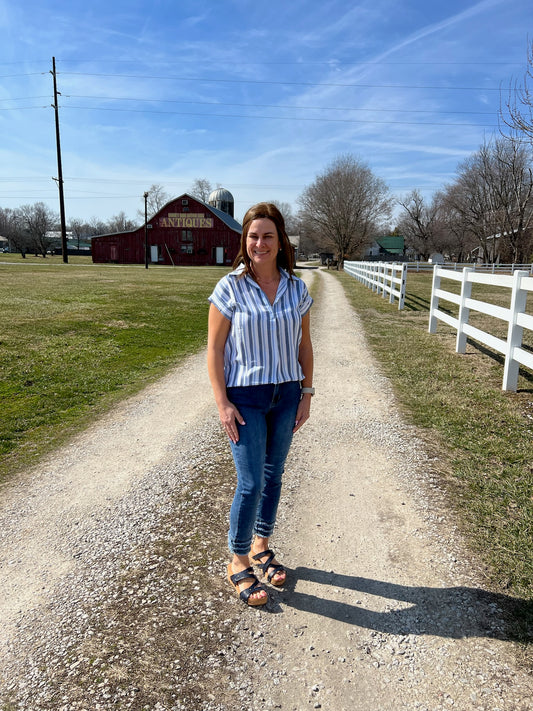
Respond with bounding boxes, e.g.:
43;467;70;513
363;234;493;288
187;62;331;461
207;303;245;443
294;311;314;433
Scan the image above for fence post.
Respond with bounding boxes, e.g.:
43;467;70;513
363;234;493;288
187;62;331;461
399;263;407;310
456;268;473;353
502;270;528;391
428;265;441;333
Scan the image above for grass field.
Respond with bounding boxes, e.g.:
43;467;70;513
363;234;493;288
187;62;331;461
0;259;223;480
334;269;533;640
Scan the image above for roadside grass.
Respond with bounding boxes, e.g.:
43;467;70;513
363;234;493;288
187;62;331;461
334;269;533;640
0;253;94;265
0;262;223;482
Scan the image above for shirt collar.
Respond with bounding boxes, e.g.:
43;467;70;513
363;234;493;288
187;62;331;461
229;265;290;284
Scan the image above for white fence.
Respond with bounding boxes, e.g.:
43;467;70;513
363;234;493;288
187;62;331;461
344;261;407;310
428;266;533;391
408;261;533;274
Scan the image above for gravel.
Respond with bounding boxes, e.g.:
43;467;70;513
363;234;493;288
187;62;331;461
0;269;531;710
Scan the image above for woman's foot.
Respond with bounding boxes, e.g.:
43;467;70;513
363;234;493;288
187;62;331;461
251;539;287;586
227;556;268;606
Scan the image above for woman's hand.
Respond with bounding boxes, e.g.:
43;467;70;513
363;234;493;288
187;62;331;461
293;393;312;433
218;401;245;443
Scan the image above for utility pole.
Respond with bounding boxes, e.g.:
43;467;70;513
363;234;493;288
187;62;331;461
144;191;149;269
51;57;68;264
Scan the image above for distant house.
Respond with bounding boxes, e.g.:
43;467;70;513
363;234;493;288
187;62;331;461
364;235;405;261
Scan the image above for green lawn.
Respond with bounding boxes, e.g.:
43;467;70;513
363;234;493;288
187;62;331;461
0;261;223;480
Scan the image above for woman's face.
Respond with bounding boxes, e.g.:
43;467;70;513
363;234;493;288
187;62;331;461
246;217;280;270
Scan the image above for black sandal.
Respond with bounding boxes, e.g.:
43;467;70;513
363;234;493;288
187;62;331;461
227;564;268;606
251;549;286;587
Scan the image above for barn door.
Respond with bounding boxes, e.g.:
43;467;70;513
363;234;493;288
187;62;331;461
215;246;224;265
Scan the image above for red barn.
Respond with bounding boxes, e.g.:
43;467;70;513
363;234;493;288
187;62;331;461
91;192;242;266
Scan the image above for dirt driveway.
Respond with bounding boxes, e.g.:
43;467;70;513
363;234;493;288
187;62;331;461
0;268;531;710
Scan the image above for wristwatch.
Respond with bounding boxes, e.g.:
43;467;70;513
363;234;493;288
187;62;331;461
301;387;315;396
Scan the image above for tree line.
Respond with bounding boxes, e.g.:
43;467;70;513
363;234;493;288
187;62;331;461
2;45;533;263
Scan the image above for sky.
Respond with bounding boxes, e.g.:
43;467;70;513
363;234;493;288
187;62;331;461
1;0;532;226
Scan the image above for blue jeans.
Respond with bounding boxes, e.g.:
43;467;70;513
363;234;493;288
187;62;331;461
226;381;301;555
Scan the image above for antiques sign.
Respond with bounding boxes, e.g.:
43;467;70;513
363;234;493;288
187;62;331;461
159;213;214;228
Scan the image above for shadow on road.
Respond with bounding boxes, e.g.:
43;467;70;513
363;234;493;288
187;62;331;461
267;566;532;643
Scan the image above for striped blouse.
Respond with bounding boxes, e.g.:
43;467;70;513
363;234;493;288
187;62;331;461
208;266;313;387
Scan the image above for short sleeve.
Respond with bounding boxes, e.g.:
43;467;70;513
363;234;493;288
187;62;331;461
208;275;235;321
298;282;313;316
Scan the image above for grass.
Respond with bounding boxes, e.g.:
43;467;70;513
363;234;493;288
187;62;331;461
0;259;223;481
334;269;533;641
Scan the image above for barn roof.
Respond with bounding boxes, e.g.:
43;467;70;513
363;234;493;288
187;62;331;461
194;196;241;232
91;193;242;240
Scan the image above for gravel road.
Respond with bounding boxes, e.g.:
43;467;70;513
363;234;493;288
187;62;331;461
0;267;531;710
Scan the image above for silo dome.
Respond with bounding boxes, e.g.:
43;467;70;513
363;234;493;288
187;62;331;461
208;187;234;218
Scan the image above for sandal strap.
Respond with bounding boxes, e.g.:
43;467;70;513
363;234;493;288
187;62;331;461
239;578;266;604
229;566;257;586
251;549;275;573
252;549;285;583
265;563;285;584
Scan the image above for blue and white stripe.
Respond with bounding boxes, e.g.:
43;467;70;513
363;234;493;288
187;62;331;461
208;267;313;387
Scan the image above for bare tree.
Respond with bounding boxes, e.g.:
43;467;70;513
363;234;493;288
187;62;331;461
269;200;300;235
69;218;87;249
190;178;213;202
138;184;170;221
433;189;478;262
0;207;30;256
18;202;59;257
445;146;501;262
486;137;533;261
298;154;392;263
87;216;110;237
397;190;440;260
107;211;137;233
439;137;533;262
501;40;533;142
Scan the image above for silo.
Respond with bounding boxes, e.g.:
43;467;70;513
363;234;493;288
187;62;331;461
208;187;234;218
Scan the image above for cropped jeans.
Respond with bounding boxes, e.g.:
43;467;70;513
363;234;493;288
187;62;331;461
226;381;301;556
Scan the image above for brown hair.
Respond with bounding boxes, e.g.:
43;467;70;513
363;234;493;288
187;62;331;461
233;202;295;277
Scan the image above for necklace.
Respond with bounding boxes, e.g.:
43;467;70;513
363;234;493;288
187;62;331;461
255;270;280;286
257;276;279;286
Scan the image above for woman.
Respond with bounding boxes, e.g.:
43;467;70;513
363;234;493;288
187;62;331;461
207;202;314;606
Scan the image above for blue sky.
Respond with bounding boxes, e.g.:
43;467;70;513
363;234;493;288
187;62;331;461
1;0;532;224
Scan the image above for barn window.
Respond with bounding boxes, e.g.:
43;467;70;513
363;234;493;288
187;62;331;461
180;244;193;254
181;230;193;242
182;199;188;205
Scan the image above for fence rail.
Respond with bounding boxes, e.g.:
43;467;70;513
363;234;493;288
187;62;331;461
428;266;533;391
344;261;407;310
407;261;533;274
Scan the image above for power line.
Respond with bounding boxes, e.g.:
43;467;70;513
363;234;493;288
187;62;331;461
63;94;498;116
0;94;499;120
60;71;505;92
59;104;498;127
53;59;525;67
